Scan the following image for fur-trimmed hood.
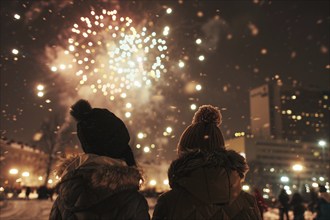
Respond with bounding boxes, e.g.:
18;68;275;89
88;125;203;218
168;149;249;205
54;154;143;210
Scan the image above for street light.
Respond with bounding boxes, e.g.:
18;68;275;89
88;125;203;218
280;176;290;183
242;185;250;191
292;164;303;172
318;140;327;147
22;172;30;177
9;168;19;175
318;140;327;177
292;164;303;192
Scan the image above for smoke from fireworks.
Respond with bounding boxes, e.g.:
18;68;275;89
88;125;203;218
45;8;179;158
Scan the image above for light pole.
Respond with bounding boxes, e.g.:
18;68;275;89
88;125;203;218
292;164;303;192
8;168;19;187
318;140;327;172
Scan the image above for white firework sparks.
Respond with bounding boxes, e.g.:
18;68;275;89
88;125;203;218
52;9;168;102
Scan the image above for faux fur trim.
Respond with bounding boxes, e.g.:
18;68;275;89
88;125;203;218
55;154;143;190
90;164;142;190
55;153;127;178
168;149;249;186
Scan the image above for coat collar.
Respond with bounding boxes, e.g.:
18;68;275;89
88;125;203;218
55;153;142;190
168;150;245;205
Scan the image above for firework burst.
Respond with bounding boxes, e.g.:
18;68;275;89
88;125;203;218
52;9;168;102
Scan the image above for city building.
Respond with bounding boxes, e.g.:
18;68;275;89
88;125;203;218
226;136;330;197
0;139;56;188
227;83;330;197
250;83;330;142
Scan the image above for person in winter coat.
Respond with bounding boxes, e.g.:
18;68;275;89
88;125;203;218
25;186;31;200
290;192;306;220
254;188;268;219
152;105;262;220
278;189;290;220
315;185;330;220
50;99;149;220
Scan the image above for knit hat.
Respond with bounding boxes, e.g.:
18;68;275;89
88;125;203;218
177;105;225;157
319;185;327;193
70;99;136;166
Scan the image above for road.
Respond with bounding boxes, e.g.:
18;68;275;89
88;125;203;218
0;198;315;220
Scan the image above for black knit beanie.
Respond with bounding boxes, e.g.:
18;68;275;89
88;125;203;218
70;99;136;166
177;105;225;157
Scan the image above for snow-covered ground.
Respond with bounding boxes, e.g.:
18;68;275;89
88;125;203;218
0;198;315;220
0;199;53;220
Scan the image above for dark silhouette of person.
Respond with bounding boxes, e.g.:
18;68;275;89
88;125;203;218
50;99;149;220
254;188;268;219
290;192;305;220
47;187;54;201
278;189;290;220
25;186;31;200
152;105;262;220
37;185;48;199
315;185;330;220
308;188;318;214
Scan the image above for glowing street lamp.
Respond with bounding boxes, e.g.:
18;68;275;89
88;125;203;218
318;140;327;175
242;185;250;191
292;164;303;192
22;172;30;177
280;176;290;183
292;164;303;172
318;140;327;147
149;179;157;186
9;168;19;175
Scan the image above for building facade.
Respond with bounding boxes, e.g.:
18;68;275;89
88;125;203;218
0;139;53;187
226;136;330;197
250;83;330;142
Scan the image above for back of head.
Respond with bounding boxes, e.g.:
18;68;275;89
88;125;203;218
319;185;327;193
291;192;303;203
70;99;136;166
177;105;225;157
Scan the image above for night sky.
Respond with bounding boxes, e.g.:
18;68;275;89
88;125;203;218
1;0;329;159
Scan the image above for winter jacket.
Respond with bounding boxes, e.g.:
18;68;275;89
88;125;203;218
316;192;330;220
290;193;306;220
278;190;290;210
152;150;262;220
50;154;150;220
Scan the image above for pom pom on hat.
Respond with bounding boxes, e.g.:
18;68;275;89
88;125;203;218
177;104;225;156
192;105;222;127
